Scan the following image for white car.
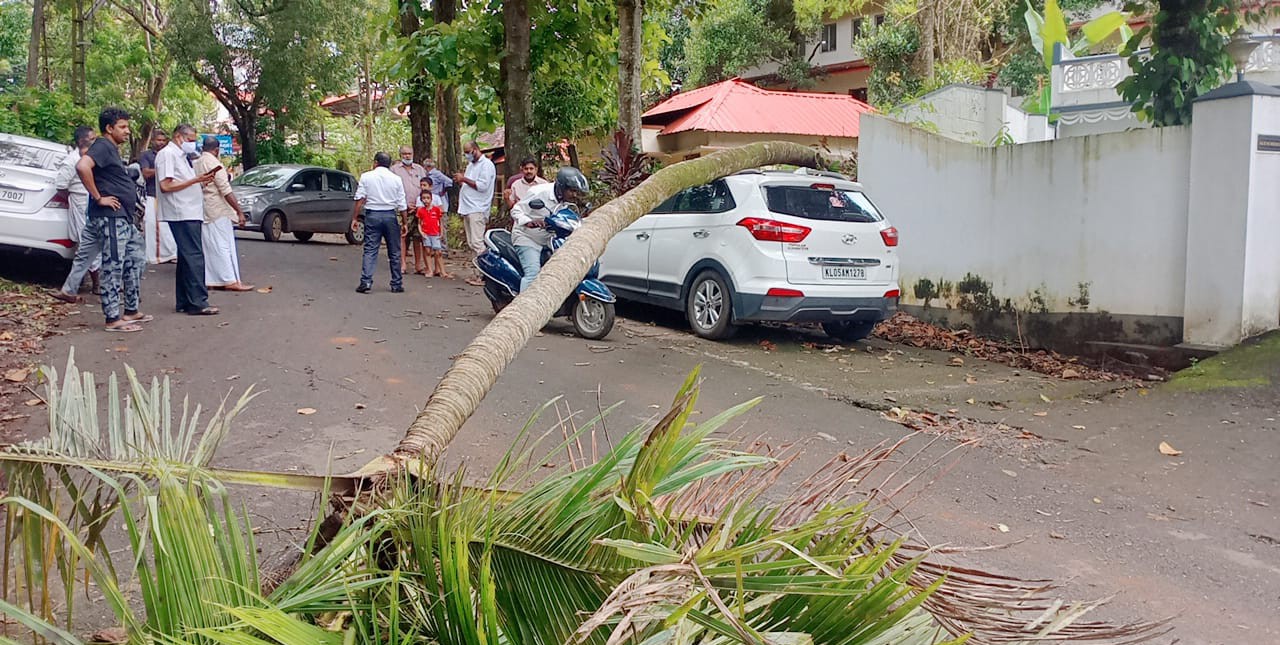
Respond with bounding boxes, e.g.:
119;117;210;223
0;133;74;260
599;168;900;342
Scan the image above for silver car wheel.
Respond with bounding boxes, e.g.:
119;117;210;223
694;280;723;330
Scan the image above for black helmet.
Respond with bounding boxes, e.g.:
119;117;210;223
553;166;589;202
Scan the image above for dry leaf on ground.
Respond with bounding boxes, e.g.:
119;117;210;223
256;286;273;293
3;367;31;382
1158;441;1182;456
297;407;317;415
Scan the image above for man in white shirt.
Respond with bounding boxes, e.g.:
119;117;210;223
349;152;408;293
51;125;100;301
508;166;589;292
156;123;218;315
452;140;495;286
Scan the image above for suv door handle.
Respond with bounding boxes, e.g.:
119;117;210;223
636;232;650;241
692;229;709;238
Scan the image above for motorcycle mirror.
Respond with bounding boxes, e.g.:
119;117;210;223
528;199;546;211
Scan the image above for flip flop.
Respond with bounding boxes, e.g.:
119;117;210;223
186;307;220;316
123;314;154;323
225;284;255;291
105;323;143;333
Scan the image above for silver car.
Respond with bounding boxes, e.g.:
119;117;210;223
0;133;74;260
232;164;362;244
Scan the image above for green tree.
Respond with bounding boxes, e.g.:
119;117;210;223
164;0;353;168
684;0;793;87
1116;0;1237;126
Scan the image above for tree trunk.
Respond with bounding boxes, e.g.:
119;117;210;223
409;93;432;161
390;142;823;462
919;0;936;80
400;0;433;160
234;110;259;170
617;0;644;143
26;0;44;88
71;0;86;105
434;0;462;211
135;61;173;160
500;0;533;178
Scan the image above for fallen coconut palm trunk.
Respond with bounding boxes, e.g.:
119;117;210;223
389;141;824;465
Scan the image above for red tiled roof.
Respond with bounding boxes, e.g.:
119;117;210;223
642;78;873;138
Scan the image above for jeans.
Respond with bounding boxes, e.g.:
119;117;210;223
66;217;144;323
515;244;544;293
61;195;100;292
360;210;402;289
168;220;209;312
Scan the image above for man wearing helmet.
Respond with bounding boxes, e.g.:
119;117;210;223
507;166;589;292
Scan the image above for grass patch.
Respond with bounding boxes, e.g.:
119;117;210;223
1167;331;1280;391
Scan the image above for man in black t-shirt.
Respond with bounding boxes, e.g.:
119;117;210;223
57;107;152;333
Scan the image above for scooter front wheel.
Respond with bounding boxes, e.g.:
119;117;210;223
571;298;615;340
483;278;512;314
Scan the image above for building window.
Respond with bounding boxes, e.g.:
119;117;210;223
875;14;886;28
850;88;869;102
820;23;837;53
851;17;864;44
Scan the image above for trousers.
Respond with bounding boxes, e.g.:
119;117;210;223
360;211;403;289
167;220;209;312
64;217;143;322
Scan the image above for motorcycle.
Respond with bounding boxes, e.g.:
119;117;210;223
474;199;616;340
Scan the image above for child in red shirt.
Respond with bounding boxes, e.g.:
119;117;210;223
417;177;452;279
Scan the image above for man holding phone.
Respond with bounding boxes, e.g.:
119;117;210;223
156;123;219;315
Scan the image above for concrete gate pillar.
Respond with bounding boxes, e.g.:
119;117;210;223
1183;81;1280;348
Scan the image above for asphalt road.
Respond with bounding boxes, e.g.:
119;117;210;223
25;233;1280;645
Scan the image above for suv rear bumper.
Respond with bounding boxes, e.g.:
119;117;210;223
737;293;898;324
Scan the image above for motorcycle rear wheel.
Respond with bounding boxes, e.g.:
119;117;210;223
483;278;512;314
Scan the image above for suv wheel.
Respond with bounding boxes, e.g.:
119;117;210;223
822;320;877;343
685;271;736;340
292;231;314;242
262;211;284;242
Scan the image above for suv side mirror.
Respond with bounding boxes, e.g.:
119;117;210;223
528;199;546;211
288;183;306;192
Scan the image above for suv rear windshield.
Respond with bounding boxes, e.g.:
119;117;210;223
764;185;883;223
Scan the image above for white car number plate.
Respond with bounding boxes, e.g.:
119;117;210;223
822;266;866;280
0;190;24;203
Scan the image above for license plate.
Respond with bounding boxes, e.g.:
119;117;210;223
822;265;866;280
0;190;23;203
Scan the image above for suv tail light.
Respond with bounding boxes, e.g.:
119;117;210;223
879;226;899;247
45;190;69;209
736;217;810;243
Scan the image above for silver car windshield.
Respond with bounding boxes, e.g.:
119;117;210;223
233;166;294;189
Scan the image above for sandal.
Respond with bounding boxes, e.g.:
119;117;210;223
465;278;485;287
49;289;81;304
105;323;143;333
225;284;255;291
186;307;220;316
122;314;154;323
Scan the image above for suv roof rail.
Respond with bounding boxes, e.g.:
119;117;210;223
734;169;764;175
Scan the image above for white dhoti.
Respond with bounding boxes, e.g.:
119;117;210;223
203;217;242;286
144;196;177;264
66;194;100;272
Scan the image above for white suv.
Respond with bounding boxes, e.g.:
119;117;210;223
599;168;900;341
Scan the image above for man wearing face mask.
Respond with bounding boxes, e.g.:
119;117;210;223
390;146;428;274
156;123;219;316
453;141;495;287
